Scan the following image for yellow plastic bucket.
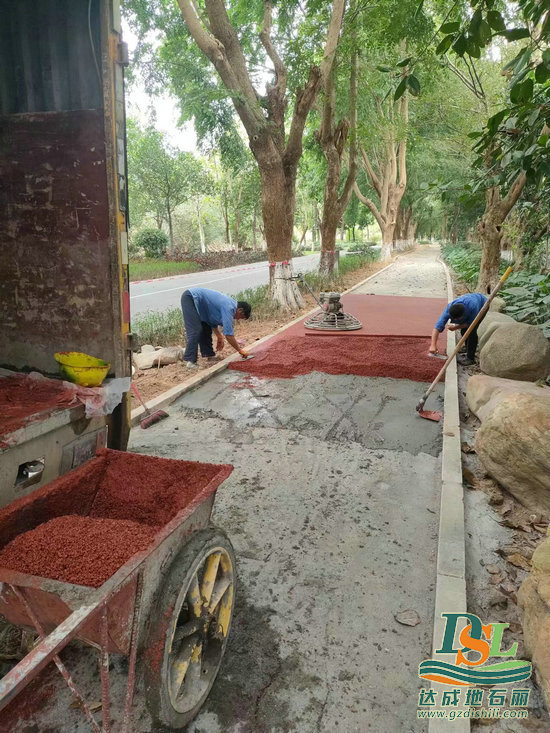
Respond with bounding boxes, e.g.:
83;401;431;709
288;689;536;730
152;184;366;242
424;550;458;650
54;352;110;387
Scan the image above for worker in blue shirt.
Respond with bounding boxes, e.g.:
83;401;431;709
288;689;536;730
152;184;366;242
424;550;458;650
430;293;487;365
181;287;252;369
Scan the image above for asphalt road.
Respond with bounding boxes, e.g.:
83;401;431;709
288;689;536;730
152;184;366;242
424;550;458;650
130;253;321;316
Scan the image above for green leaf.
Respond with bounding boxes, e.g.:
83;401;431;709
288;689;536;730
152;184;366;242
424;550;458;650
406;74;421;96
376;65;393;73
478;19;492;45
396;57;413;68
543;49;550;69
510;78;534;104
436;35;454;55
466;38;481;58
452;34;467;56
469;9;482;36
504;28;531;41
528;108;540;126
394;77;408;101
535;63;550;83
467;130;483;138
538;134;549;147
414;0;425;18
487;108;508;134
487;10;506;31
440;21;461;33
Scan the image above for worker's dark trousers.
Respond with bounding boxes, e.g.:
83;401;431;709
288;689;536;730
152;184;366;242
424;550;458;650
460;325;479;361
181;291;215;362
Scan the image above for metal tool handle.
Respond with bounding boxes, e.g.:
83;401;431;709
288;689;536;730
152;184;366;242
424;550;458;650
416;266;514;413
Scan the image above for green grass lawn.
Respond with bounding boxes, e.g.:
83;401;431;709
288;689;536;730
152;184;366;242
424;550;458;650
130;259;201;281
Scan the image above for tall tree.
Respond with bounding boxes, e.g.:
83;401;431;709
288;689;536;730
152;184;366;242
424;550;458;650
354;86;409;260
127;120;210;252
317;38;358;274
429;0;550;290
170;0;347;307
316;2;357;276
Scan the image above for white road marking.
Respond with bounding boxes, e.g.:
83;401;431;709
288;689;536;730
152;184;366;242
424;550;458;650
130;273;253;299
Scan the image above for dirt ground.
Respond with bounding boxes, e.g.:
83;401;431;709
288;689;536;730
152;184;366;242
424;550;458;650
131;259;387;406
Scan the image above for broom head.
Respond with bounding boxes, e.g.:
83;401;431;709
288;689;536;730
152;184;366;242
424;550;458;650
140;410;169;429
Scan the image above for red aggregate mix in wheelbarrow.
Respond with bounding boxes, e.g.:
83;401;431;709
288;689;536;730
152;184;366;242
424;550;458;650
0;516;157;588
0;374;76;436
229;335;443;382
0;450;233;588
89;453;224;527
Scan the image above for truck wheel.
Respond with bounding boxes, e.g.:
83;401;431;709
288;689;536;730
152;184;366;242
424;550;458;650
143;527;236;731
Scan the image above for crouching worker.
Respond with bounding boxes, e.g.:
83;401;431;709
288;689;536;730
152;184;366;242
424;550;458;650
181;287;252;369
429;293;487;366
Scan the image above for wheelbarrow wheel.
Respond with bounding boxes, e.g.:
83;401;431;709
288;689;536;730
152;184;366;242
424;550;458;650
143;527;236;730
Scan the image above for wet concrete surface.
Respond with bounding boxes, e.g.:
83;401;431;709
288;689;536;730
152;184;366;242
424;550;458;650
176;370;444;457
8;247;447;732
130;412;441;732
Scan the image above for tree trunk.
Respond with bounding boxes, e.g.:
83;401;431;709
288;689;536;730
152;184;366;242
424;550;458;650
167;205;174;254
260;163;303;309
196;198;206;254
477;172;526;292
318;46;357;278
320;248;339;276
234;209;240;251
380;226;393;261
299;226;308;247
222;191;231;245
252;205;258;250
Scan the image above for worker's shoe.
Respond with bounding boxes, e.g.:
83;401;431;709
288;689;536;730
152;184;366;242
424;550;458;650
185;361;199;370
457;354;475;366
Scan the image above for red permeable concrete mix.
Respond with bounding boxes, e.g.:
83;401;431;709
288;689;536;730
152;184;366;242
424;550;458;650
284;293;448;339
0;450;233;588
0;374;76;436
230;335;444;382
0;516;157;588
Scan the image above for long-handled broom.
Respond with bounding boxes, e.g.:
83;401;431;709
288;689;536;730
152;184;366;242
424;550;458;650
416;266;514;422
131;382;169;429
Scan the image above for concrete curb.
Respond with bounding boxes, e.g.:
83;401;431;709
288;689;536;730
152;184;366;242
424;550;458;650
130;260;395;426
428;259;469;733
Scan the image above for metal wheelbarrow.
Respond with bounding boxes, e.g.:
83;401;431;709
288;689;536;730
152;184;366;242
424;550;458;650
0;448;236;731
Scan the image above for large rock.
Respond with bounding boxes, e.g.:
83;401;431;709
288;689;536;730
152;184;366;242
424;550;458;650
477;312;515;350
519;536;550;709
489;295;506;312
133;346;184;370
480;322;550;381
476;393;550;514
466;374;550;422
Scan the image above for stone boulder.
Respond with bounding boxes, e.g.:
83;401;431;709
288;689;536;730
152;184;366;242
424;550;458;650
477;312;515;350
489;295;506;312
133;346;184;370
479;322;550;381
475;393;550;514
466;374;550;422
518;534;550;709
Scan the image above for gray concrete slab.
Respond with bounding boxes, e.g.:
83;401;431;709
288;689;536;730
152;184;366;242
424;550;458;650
129;414;441;732
9;247;448;733
176;370;445;456
353;246;447;299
